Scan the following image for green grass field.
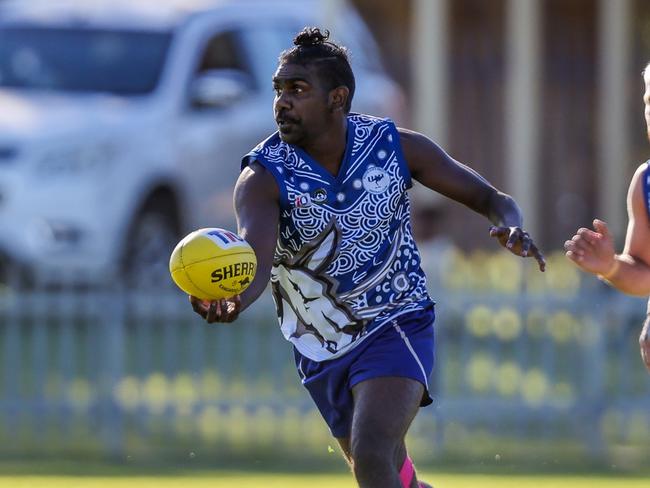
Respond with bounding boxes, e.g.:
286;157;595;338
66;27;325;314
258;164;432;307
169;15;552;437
2;471;649;488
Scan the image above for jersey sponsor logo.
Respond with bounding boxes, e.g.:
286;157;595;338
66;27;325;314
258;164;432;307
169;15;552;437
295;189;327;207
294;192;312;208
312;188;327;203
362;166;390;194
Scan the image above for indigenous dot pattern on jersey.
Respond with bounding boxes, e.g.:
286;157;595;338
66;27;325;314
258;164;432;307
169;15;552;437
243;114;432;361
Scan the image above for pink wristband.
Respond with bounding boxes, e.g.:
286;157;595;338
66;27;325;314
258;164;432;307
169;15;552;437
399;456;415;488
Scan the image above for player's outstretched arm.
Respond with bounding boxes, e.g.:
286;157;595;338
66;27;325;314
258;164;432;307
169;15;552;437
565;163;650;295
399;128;545;271
191;162;279;323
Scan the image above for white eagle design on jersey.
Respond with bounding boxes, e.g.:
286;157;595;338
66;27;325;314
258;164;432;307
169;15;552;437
242;114;433;361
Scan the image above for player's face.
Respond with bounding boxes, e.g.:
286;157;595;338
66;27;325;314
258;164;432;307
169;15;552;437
643;70;650;140
272;62;332;146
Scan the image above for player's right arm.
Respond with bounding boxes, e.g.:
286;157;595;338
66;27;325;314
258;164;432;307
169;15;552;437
399;127;545;271
190;161;279;323
565;163;650;296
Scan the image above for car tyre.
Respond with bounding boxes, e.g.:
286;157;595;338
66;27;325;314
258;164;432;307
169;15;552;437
121;196;181;290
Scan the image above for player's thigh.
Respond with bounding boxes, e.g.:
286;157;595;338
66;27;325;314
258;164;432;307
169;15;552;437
350;376;423;450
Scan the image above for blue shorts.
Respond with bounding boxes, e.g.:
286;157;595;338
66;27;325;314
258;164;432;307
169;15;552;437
293;305;435;438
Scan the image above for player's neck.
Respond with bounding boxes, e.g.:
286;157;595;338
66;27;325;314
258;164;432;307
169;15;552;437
301;118;348;177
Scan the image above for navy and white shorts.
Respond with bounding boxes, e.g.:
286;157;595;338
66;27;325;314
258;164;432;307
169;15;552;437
293;305;435;438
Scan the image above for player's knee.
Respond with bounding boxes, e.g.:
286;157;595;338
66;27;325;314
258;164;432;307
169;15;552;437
352;452;389;483
350;440;393;479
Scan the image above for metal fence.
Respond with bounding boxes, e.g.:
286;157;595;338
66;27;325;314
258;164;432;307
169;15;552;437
0;249;649;469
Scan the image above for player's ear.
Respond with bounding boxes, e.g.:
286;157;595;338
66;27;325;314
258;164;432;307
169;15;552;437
328;86;349;113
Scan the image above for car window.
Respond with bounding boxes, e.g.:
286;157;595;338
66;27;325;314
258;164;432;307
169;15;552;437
195;30;255;85
0;25;171;95
278;14;384;75
240;25;289;89
239;16;385;92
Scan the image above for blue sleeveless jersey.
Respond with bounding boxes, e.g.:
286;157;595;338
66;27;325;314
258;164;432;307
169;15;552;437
242;113;433;361
643;161;650;219
635;162;650;316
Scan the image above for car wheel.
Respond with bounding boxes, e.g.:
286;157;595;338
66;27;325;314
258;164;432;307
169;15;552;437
0;256;32;290
122;200;181;290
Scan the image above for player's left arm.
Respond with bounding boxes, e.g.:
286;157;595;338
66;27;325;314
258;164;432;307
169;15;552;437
399;127;545;271
190;161;279;323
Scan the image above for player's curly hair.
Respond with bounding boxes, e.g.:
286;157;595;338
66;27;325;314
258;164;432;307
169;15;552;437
279;27;355;113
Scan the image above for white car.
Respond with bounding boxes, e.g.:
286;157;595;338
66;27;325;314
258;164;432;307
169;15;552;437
0;0;406;287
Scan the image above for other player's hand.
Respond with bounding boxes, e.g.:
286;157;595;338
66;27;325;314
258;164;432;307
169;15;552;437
489;226;545;271
640;315;650;373
189;295;241;323
564;219;616;277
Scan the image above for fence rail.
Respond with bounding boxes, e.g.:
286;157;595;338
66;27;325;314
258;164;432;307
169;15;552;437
1;252;649;468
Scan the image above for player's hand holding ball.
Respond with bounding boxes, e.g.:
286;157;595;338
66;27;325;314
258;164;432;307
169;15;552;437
169;228;256;323
190;295;241;323
489;225;546;272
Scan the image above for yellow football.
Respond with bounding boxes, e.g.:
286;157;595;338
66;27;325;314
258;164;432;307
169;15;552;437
169;228;256;300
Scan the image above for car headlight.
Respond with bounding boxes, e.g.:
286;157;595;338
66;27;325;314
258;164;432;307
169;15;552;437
31;218;84;248
35;143;118;175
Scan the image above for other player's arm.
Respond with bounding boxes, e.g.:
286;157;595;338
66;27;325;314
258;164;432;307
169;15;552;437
565;163;650;295
614;166;650;373
399;127;545;271
190;161;279;323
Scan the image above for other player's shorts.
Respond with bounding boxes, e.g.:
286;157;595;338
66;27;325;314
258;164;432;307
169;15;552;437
293;305;435;438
